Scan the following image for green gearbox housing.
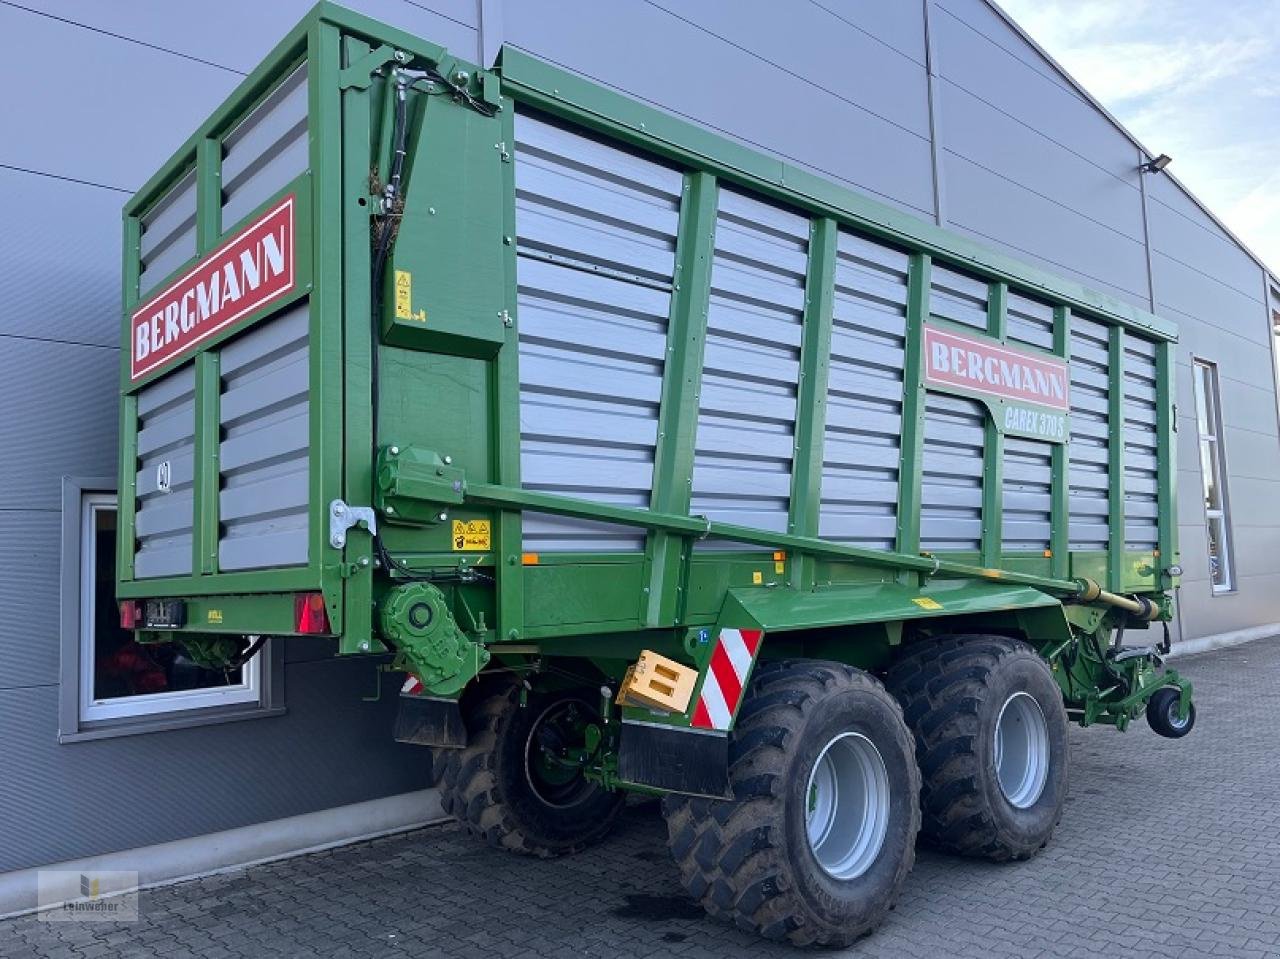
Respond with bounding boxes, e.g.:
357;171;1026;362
378;582;489;696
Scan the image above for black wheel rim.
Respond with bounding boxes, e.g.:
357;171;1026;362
523;698;597;808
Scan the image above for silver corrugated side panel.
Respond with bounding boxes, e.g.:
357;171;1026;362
133;365;196;578
1006;290;1055;352
920;393;986;551
217;301;310;570
691;188;807;547
221;63;308;231
138;168;197;296
1122;333;1159;548
818;231;909;551
1003;436;1053;551
1068;315;1111;550
930;264;989;331
514;113;679;551
1003;292;1055;552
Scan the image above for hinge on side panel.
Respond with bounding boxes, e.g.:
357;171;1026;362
330;499;378;549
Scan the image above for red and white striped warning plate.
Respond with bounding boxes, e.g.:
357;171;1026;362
691;628;763;731
401;675;424;696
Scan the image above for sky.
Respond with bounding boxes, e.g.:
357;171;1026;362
997;0;1280;275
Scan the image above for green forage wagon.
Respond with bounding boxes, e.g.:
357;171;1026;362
116;4;1195;945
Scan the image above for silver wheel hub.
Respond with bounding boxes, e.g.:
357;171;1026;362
994;692;1050;809
804;732;891;880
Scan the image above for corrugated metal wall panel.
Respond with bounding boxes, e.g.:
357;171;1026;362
514;113;680;551
818;231;909;550
1003;436;1052;552
1122;334;1159;548
217;301;310;570
1006;291;1055;352
930;264;989;330
138;168;197;296
920;393;986;551
1068;316;1111;550
133;365;196;578
221;63;308;230
691;188;807;545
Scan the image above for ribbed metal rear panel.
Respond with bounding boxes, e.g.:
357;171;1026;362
217;301;310;570
1003;436;1052;551
920;393;986;551
138;169;196;296
1006;291;1055;352
691;189;807;546
930;264;988;330
1068;316;1111;550
1122;334;1160;548
514;113;680;551
133;366;196;578
221;63;308;230
818;231;909;550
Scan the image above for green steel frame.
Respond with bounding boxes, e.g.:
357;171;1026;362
116;4;1181;670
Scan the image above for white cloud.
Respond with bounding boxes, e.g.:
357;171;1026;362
997;0;1280;271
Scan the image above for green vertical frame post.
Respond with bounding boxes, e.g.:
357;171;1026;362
1107;324;1127;592
980;282;1007;569
493;91;525;641
191;138;224;576
192;352;221;574
1049;306;1071;580
788;216;837;592
117;214;144;583
896;254;931;561
334;27;375;652
1154;339;1178;590
642;171;717;627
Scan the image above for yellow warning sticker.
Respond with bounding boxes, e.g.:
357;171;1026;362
752;570;763;585
774;561;785;574
452;519;491;551
207;609;224;624
394;270;427;322
911;597;943;610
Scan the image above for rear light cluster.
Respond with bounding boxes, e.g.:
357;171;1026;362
119;600;142;629
119;594;332;635
294;592;332;635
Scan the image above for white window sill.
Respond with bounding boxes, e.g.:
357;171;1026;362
58;703;286;744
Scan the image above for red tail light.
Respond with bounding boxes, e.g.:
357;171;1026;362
294;593;332;635
119;600;143;629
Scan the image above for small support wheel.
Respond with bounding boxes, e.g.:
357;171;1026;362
1146;686;1196;739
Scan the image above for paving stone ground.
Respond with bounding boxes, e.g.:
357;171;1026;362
4;641;1279;958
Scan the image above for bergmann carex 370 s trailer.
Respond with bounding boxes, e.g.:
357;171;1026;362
117;4;1195;945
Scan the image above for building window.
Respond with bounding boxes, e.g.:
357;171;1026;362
1191;361;1235;594
60;481;283;741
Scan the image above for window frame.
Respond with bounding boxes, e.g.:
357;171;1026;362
1189;359;1236;596
59;478;285;743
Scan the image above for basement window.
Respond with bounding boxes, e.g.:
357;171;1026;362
1191;361;1235;594
59;482;283;742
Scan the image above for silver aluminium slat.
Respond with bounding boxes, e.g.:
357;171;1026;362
514;113;681;551
138;168;197;296
691;188;808;547
1068;315;1111;550
1003;436;1052;551
818;230;909;550
217;301;310;570
221;63;308;230
1122;333;1159;548
1006;291;1055;352
133;365;196;578
920;393;986;551
930;264;988;330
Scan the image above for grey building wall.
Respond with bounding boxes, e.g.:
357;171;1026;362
0;0;1275;873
